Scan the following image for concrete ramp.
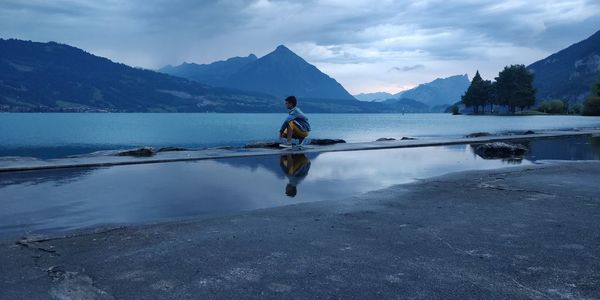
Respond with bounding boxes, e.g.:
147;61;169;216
1;130;599;173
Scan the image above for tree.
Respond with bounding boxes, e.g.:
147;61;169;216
583;75;600;116
537;100;566;114
482;79;495;113
450;105;459;115
462;71;491;114
495;65;536;113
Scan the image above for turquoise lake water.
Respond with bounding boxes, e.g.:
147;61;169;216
1;113;600;158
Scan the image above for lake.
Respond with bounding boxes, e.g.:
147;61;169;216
1;113;600;158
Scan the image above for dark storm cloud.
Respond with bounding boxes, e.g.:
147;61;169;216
1;0;599;93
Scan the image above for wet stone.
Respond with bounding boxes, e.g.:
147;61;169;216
115;147;154;157
244;141;281;149
474;142;528;159
309;139;346;145
466;132;493;138
157;147;188;152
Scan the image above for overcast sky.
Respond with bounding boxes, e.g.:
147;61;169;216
1;0;599;94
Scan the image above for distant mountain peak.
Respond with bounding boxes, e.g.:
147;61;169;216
392;75;471;107
160;44;354;100
267;44;302;60
275;44;291;51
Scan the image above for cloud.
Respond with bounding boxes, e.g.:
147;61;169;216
391;64;425;72
1;0;599;94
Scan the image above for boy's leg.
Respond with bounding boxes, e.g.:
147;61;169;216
286;123;293;143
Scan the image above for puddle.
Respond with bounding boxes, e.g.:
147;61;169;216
0;136;599;239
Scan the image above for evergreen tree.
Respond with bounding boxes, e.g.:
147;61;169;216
461;71;489;114
482;79;495;113
495;65;536;113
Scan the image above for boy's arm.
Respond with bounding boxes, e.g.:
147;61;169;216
279;110;298;133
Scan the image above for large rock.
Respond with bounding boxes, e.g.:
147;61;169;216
474;142;528;159
376;138;396;141
116;147;154;157
309;139;346;145
401;137;417;140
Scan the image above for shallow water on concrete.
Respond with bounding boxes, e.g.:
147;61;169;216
0;136;598;238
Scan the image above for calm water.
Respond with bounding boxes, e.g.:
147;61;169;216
1;113;600;158
1;136;599;238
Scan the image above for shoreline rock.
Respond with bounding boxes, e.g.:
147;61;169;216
474;142;528;159
115;147;154;157
157;147;189;152
309;139;346;145
466;132;493;138
244;141;281;149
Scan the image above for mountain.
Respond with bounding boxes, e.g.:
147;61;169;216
160;45;356;101
0;39;278;112
353;92;394;102
159;54;257;87
381;98;431;113
393;75;470;107
528;29;600;103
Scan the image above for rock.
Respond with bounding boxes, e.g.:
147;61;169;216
244;141;281;149
474;142;528;159
116;147;154;157
157;147;189;152
466;132;493;138
213;146;239;150
309;139;346;145
401;137;417;140
376;138;396;141
524;130;535;135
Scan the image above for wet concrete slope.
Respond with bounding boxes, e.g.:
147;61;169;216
1;161;599;299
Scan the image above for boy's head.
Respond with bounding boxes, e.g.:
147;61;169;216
286;183;297;197
285;96;297;109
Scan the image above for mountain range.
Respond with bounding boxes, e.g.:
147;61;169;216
527;29;600;103
1;29;599;113
393;74;470;107
0;38;279;112
160;45;355;101
352;75;471;112
353;92;393;102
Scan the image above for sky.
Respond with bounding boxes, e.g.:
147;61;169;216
1;0;599;94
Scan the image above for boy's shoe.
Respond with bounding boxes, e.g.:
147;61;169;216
280;142;293;148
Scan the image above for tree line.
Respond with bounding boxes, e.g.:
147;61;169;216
583;75;600;116
461;65;535;114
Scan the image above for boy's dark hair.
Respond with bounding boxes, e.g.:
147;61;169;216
286;184;297;197
285;96;297;107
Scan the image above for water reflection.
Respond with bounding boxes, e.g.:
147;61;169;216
0;136;599;238
468;136;600;162
279;154;311;197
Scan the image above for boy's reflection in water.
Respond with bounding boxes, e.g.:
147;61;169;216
279;154;311;197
